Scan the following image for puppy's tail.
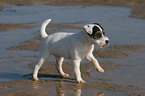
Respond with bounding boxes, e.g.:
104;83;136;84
40;19;52;38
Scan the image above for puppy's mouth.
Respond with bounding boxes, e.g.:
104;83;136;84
102;45;107;48
102;43;109;48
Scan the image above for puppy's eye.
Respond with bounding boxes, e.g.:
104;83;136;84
94;31;102;38
96;33;102;38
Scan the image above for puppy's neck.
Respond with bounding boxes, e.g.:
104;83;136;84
78;30;94;46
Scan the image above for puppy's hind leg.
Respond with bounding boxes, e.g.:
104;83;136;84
33;47;50;81
55;56;70;78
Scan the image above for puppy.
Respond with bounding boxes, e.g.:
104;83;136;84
33;19;109;83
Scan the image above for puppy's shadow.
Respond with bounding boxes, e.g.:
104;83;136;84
23;73;75;83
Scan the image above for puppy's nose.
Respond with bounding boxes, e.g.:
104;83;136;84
105;40;109;44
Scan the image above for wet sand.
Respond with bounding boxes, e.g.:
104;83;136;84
0;79;143;96
0;0;145;20
0;23;38;32
0;1;145;96
0;59;143;95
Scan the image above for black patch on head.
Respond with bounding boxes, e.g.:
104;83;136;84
86;23;106;39
92;26;100;35
87;26;102;39
94;23;105;35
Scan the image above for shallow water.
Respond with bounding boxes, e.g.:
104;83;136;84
0;5;145;95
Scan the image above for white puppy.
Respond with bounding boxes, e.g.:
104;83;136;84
33;19;109;83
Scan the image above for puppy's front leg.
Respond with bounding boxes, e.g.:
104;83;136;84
71;59;86;83
86;54;104;73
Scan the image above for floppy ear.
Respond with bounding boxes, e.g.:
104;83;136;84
83;24;94;35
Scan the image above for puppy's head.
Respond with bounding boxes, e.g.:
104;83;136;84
83;23;109;48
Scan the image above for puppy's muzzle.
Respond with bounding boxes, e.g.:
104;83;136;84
102;40;109;48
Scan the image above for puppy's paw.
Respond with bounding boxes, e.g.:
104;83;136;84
62;73;70;78
77;80;86;84
33;77;39;81
97;68;104;73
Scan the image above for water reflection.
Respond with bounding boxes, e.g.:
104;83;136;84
55;82;105;96
56;83;105;96
32;80;105;96
56;82;82;96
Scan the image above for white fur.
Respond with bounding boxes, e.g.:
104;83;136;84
33;19;109;83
